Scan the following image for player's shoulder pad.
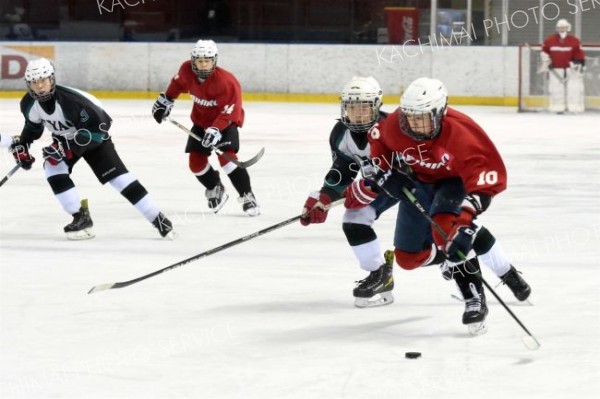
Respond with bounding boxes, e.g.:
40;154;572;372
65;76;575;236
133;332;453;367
19;93;35;115
329;120;346;148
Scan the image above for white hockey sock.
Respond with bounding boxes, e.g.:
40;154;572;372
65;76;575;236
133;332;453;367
351;239;385;271
56;188;82;215
132;195;161;222
108;173;160;222
478;241;511;277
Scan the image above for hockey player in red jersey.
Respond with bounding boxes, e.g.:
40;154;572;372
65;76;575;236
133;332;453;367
540;19;586;113
345;77;531;334
152;39;260;216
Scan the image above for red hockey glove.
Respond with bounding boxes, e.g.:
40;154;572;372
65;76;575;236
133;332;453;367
10;138;35;170
344;179;377;209
42;141;70;166
300;191;332;226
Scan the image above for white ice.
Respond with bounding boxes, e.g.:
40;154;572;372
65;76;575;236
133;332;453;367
1;99;599;399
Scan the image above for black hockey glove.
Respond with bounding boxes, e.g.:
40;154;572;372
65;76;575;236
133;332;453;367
371;167;416;199
10;137;35;170
152;93;174;124
445;224;477;262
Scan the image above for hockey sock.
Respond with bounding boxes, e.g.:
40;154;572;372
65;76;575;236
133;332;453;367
46;162;81;214
195;166;221;190
109;173;160;222
473;226;511;277
227;167;252;196
342;223;384;271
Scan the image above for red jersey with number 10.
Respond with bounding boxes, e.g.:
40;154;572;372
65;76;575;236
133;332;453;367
165;61;244;131
368;107;507;197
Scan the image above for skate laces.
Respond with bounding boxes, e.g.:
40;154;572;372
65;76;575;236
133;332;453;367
355;270;379;286
465;282;482;312
496;267;524;289
206;183;224;200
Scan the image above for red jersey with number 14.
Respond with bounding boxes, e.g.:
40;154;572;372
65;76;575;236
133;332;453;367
369;107;507;197
165;62;244;131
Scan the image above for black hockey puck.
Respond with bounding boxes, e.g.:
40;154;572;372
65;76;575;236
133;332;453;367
405;352;421;359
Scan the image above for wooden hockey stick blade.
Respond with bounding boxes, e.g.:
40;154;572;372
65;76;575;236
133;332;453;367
88;199;344;294
0;164;21;188
167;117;265;169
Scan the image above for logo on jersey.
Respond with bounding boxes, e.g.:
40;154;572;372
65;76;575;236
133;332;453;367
190;95;217;107
404;148;453;170
44;119;75;132
80;109;89;123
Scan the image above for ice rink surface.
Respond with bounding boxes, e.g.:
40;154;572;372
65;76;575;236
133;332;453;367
0;99;599;398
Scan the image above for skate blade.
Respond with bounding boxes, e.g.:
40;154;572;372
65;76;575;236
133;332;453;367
467;321;488;336
66;228;95;240
210;194;229;214
354;292;394;308
163;230;177;240
244;206;261;217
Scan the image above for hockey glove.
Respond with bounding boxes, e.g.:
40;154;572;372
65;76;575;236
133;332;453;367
372;167;416;199
444;212;477;262
344;179;377;209
570;60;585;74
201;127;222;148
10;138;35;170
42;141;70;166
152;93;174;124
300;191;332;226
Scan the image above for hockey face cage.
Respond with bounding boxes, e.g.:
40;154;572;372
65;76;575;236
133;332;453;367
26;75;56;102
191;55;218;79
398;104;446;141
341;99;380;134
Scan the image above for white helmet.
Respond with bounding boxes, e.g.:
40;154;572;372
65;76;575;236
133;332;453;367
24;58;56;102
556;19;571;32
399;77;448;140
191;39;218;79
340;76;383;133
556;19;571;38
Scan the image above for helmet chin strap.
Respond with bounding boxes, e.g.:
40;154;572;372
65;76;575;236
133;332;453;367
559;31;567;39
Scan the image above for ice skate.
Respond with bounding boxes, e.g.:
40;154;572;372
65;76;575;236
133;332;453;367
353;250;394;308
452;259;488;335
500;265;531;301
238;192;261;216
152;212;175;239
64;199;95;240
463;283;489;336
206;181;228;213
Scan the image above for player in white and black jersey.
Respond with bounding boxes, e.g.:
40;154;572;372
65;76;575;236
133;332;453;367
301;77;401;307
9;58;174;240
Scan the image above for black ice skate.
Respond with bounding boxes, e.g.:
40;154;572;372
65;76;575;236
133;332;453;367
64;199;95;240
238;192;260;216
452;258;488;335
500;265;531;301
353;250;394;308
205;181;228;213
152;212;175;239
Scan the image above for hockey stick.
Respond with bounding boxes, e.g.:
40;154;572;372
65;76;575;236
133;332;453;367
167;117;265;169
88;200;343;294
400;186;540;350
0;164;21;188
